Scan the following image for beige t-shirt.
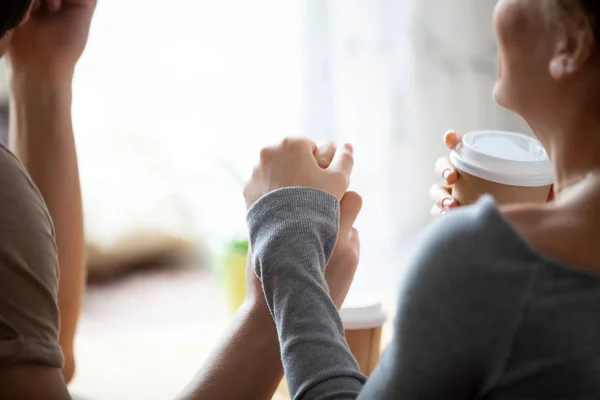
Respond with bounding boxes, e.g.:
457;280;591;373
0;145;63;368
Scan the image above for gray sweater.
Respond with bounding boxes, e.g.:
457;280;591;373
248;188;600;400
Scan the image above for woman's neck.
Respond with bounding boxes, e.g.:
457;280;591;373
532;112;600;195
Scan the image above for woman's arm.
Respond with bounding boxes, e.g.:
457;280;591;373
240;138;364;399
248;187;366;399
181;143;362;400
249;187;535;399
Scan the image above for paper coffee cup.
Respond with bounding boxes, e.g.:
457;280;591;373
341;299;386;376
449;131;554;205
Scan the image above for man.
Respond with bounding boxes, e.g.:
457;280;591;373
0;1;362;399
0;0;93;396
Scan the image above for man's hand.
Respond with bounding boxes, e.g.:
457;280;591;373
8;0;97;80
313;142;362;308
325;192;361;308
244;137;354;209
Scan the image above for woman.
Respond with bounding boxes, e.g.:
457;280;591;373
243;0;600;398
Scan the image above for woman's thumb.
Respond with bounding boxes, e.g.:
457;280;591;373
339;191;362;234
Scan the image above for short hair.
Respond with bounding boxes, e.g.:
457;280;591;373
0;0;33;39
579;0;600;42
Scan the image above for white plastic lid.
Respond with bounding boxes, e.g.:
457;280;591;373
340;298;386;330
449;130;554;187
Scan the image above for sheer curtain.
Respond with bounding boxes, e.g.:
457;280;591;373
304;0;531;296
74;1;411;292
304;0;415;297
73;0;527;295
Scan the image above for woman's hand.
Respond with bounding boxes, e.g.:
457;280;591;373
429;130;555;218
430;130;463;218
243;138;354;209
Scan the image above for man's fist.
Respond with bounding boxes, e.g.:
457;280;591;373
8;0;97;80
244;138;354;209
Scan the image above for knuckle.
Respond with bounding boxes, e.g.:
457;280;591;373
280;137;290;148
281;137;313;153
259;147;270;161
280;137;297;149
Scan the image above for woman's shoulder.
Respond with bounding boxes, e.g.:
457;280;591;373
398;197;542;326
421;195;542;263
425;189;600;279
403;196;542;293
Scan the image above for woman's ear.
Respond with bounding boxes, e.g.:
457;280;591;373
549;15;596;80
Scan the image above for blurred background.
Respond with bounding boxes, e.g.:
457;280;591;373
0;0;530;398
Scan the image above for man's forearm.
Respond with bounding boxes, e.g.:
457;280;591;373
9;74;85;383
180;298;284;400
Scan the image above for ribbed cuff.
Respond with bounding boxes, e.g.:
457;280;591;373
247;187;340;280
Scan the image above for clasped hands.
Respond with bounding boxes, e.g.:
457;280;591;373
243;138;362;310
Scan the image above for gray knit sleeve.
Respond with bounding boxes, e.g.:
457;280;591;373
247;187;366;399
359;197;537;399
248;191;538;400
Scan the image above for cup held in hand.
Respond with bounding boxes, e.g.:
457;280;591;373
449;131;554;205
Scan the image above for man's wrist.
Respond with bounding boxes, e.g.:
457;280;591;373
10;72;73;107
240;295;273;325
9;67;74;96
8;69;75;147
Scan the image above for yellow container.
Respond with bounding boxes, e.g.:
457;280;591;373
223;240;249;313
